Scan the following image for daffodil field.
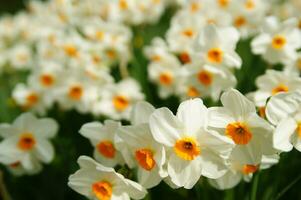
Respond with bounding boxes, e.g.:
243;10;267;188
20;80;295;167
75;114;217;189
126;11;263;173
1;0;301;200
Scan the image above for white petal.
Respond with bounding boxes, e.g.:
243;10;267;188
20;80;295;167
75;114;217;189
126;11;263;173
208;107;235;128
221;89;256;118
137;167;162;189
176;98;208;134
130;101;155;125
149;108;183;146
33;118;58;138
273;117;296;152
34;139;55;163
167;154;202;189
123;179;147;200
13;112;37;131
208;171;242;190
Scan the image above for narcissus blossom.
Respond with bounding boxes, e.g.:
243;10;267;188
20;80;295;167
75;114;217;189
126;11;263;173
116;102;167;188
149;98;234;189
68;156;147;200
0;112;58;175
265;91;301;152
79;120;124;167
193;25;242;69
248;69;301;107
251;16;301;65
208;89;275;165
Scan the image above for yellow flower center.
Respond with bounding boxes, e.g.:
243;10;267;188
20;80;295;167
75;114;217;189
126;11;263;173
242;164;258;175
178;52;191;64
135;148;156;171
40;74;55;87
234;16;246;27
68;85;83;100
97;141;116;159
92;181;112;200
25;92;39;108
106;49;116;59
272;35;287;49
159;72;173;86
18;133;36;151
225;122;252;145
174;138;201;161
119;0;128;10
207;48;223;64
218;0;230;8
187;86;200;98
95;31;104;41
272;84;289;95
63;45;78;57
245;0;255;10
151;55;161;62
190;2;201;12
113;95;129;112
197;70;213;86
182;28;195;38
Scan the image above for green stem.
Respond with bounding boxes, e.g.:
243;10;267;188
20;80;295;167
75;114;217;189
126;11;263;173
250;172;260;200
274;173;301;200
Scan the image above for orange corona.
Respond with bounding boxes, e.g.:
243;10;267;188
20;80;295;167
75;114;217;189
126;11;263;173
225;122;252;145
97;141;116;159
92;181;112;200
135;149;156;171
174;138;201;160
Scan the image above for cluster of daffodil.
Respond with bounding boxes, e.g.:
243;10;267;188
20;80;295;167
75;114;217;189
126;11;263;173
1;0;179;120
145;0;301;101
68;87;301;200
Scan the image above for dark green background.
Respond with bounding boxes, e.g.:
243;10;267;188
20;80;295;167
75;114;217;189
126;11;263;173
0;0;301;200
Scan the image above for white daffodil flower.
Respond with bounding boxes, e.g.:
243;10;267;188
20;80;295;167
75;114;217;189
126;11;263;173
209;153;279;190
208;89;275;165
248;69;301;107
178;60;237;101
79;120;124;168
0;113;58;175
265;91;301;152
68;156;147;200
251;16;301;65
116;102;167;189
93;78;145;120
149;98;234;189
193;25;242;69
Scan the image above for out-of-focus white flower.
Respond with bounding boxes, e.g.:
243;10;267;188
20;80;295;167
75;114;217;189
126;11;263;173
265;91;301;152
149;98;234;189
178;60;237;101
79;120;124;167
12;83;48;115
166;11;204;53
68;156;147;200
116;102;167;188
230;0;268;39
284;52;301;74
148;56;181;99
209;154;279;190
93;78;145;120
251;16;301;65
8;44;32;70
248;69;301;107
0;113;58;176
193;25;242;69
208;89;274;165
